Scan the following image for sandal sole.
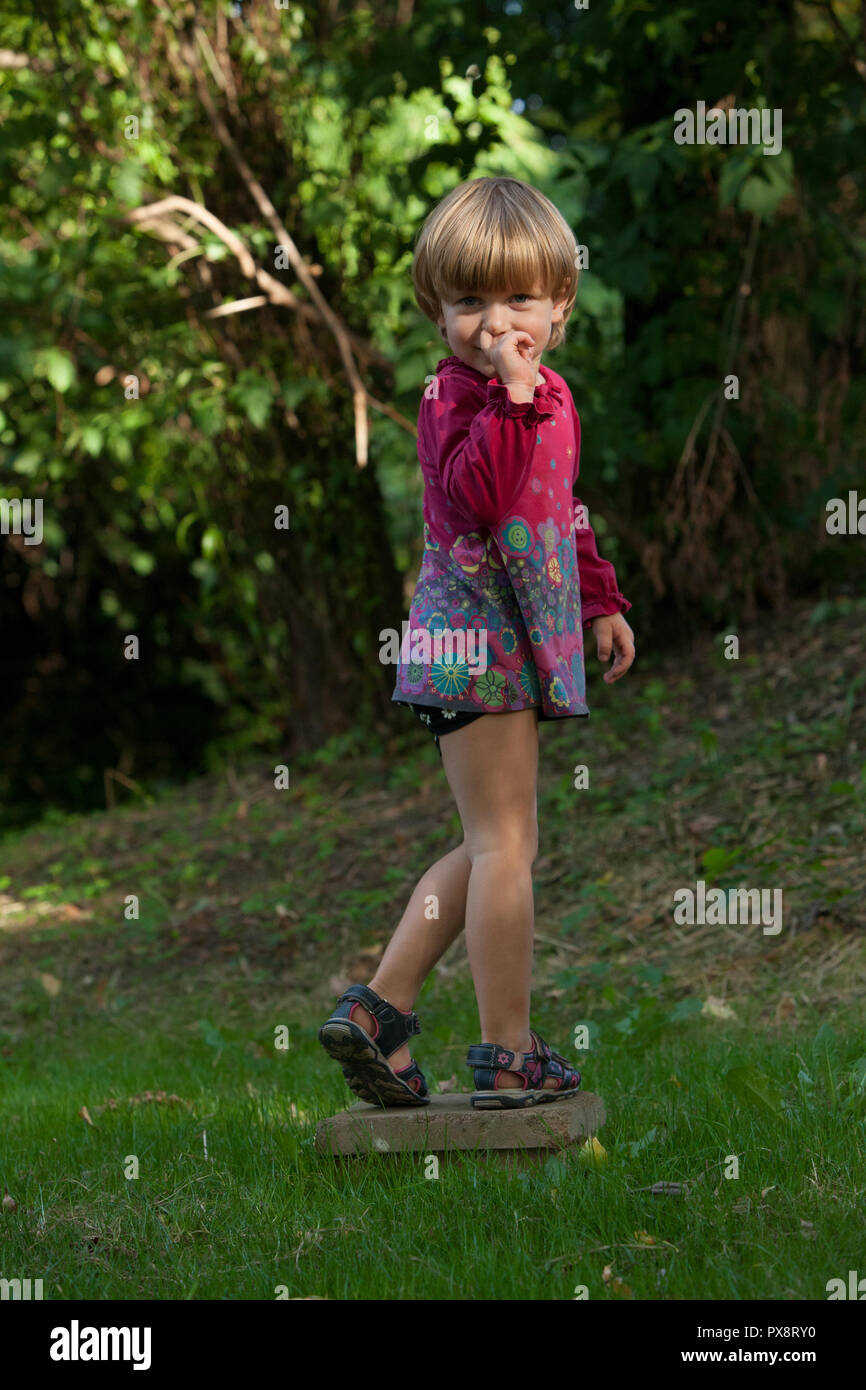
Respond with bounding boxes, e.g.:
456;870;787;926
318;1019;429;1108
471;1086;582;1110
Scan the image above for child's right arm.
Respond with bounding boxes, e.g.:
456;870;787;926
420;369;554;530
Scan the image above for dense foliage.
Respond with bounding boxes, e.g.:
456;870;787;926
1;0;863;827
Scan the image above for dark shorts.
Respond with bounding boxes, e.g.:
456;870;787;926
399;701;549;757
403;702;485;756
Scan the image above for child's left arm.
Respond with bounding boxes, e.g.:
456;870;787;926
587;610;635;684
575;514;636;682
568;392;636;683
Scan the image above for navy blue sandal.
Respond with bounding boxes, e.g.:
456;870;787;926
466;1027;581;1110
318;983;430;1107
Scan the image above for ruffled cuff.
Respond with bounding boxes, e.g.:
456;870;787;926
486;379;557;425
582;593;633;626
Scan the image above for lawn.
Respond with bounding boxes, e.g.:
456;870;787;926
1;593;864;1300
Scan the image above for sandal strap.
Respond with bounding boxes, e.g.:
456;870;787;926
336;983;422;1037
466;1034;580;1091
466;1043;520;1069
529;1030;580;1088
392;1058;429;1097
466;1042;530;1091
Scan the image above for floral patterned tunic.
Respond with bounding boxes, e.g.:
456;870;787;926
392;354;632;720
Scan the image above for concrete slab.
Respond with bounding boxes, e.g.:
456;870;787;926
315;1091;605;1162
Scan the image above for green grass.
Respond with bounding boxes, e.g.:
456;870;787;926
1;989;864;1299
1;592;865;1299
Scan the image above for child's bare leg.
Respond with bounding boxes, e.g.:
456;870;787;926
349;843;472;1071
439;708;559;1089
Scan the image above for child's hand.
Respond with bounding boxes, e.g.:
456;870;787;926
480;328;538;393
589;612;635;684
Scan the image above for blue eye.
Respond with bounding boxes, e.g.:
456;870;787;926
457;294;532;306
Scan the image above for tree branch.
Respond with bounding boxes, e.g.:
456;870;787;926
124;197;414;435
175;28;373;467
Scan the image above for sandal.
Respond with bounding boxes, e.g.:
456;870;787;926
466;1027;581;1110
318;983;430;1108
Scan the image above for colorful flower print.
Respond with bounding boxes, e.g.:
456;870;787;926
537;516;558;555
547;554;563;587
451;531;486;575
527;539;546;572
519;661;542;702
474;667;510;708
557;539;575;578
431;657;472;699
547;674;572;712
403;660;430;695
482;607;502;632
499;516;533;556
485;534;504;569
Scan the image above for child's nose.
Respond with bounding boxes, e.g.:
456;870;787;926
482;303;511;332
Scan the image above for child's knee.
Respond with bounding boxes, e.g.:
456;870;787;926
465;821;538;866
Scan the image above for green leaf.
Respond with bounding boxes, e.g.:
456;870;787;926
699;727;719;754
634;963;665;987
81;426;103;456
175;512;199;551
41;348;76;393
724;1065;783;1115
543;1154;570;1182
810;1023;841;1081
702;845;743;878
231;373;274;429
666;996;703;1023
553;967;583;989
198;1019;225;1051
201;526;223;560
113;161;144;205
628;1125;661;1157
12;448;42;476
847;1057;866;1095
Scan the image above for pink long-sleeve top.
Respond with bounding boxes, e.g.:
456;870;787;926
392;354;632;720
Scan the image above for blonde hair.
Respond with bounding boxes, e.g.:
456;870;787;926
412;176;579;353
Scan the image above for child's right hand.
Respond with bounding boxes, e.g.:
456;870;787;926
480;328;538;394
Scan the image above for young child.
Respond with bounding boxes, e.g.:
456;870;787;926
319;176;635;1110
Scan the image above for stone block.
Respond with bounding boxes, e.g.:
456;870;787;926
315;1091;605;1165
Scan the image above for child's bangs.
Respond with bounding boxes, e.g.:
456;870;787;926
436;215;559;302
